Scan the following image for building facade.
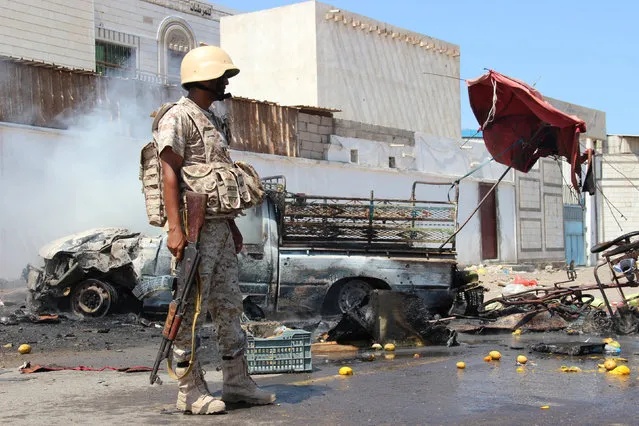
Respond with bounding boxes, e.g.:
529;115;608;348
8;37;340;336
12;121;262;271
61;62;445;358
221;1;461;140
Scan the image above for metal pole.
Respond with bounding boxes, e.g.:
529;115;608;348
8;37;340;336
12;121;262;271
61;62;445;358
439;166;512;249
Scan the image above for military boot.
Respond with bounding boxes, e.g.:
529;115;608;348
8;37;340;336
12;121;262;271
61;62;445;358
176;360;226;415
222;355;276;405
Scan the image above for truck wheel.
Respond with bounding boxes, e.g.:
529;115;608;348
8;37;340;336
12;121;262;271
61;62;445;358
70;279;117;318
337;279;372;313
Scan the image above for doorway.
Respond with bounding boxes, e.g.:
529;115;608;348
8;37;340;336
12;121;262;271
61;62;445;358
479;183;498;260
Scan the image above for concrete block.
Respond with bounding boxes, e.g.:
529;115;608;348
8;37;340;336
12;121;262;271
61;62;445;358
334;119;353;129
298;113;311;123
308;114;321;125
299;149;313;159
298;131;312;142
319;125;333;135
320;116;333;126
392;136;410;146
309;150;324;160
321;135;329;144
357;130;374;140
297;121;307;132
309;133;322;143
307;123;319;134
300;141;317;152
378;134;394;143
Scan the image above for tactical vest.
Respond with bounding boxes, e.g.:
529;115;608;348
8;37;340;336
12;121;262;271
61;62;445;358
139;100;265;227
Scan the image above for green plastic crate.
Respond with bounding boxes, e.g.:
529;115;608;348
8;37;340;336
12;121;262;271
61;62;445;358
246;329;313;374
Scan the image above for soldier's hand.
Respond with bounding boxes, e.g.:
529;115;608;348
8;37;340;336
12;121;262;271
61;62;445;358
167;227;187;261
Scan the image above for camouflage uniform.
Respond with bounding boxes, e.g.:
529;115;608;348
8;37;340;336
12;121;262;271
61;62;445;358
155;96;246;361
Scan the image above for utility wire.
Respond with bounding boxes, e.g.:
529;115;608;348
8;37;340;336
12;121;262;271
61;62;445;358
556;159;584;209
596;182;626;233
580;141;639;193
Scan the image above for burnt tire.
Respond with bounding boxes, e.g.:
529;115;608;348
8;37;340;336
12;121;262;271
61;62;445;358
337;279;372;314
70;279;117;318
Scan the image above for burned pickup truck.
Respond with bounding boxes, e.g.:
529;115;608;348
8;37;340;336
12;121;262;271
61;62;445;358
26;178;464;318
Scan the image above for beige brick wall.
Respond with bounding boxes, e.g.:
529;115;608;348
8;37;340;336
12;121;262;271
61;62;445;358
0;0;96;70
297;113;332;160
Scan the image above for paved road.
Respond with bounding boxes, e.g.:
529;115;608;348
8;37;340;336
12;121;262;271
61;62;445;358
1;332;638;425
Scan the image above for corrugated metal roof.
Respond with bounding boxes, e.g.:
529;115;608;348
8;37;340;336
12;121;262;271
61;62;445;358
0;54;96;74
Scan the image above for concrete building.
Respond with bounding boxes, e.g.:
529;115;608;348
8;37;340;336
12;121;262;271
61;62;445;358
0;0;234;82
599;135;639;243
0;0;96;70
221;1;461;140
506;99;606;267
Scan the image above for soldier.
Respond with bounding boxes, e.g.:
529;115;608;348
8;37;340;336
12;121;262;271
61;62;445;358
156;45;275;415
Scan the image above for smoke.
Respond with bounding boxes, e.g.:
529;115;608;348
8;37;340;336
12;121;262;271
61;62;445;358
0;78;173;280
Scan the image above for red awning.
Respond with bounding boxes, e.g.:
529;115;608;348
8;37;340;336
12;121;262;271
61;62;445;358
467;70;587;191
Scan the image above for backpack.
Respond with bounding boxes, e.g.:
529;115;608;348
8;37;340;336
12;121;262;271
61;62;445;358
139;102;176;227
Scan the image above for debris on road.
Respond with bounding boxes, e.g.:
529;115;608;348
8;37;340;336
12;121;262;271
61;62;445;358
531;342;605;356
456;361;466;369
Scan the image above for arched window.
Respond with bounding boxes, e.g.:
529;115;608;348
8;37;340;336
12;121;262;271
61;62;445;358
157;17;196;84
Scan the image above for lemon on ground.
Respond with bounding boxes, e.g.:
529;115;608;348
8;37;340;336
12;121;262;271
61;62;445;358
413;354;420;358
489;350;501;360
371;343;383;350
517;355;528;364
483;355;492;362
18;344;31;354
512;329;521;336
516;367;525;373
384;353;396;360
609;365;630;375
383;343;396;351
339;366;353;376
602;337;613;344
456;361;466;369
603;359;617;371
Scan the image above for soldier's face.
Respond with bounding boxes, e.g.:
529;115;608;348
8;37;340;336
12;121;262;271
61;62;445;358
206;77;229;101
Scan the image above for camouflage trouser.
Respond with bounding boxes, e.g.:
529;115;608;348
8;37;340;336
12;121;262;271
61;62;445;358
173;219;246;361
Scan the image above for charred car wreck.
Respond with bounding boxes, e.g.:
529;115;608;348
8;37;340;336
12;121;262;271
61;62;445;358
26;178;466;320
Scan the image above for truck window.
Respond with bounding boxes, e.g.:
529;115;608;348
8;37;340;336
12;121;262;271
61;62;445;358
235;205;264;246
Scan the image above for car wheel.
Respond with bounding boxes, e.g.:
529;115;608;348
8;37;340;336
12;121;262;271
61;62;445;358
70;279;117;318
337;279;372;313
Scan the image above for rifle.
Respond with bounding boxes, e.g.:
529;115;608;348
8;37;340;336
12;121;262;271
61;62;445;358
150;191;208;385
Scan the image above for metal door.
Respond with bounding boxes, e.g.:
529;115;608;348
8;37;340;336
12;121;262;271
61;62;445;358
563;205;585;266
479;183;498;260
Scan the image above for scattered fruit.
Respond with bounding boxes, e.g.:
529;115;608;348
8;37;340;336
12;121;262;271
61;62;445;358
512;329;521;336
516;355;528;365
413;354;420;358
602;337;613;344
560;366;582;373
489;350;502;360
339;366;353;376
383;343;396;352
516;367;525;373
371;343;383;350
603;359;617;371
540;405;550;410
483;355;492;362
608;340;621;349
384;353;396;360
3;343;13;349
18;344;31;354
456;362;466;369
609;365;630;376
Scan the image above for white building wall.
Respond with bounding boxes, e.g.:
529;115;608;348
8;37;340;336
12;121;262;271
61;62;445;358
0;0;96;70
220;1;460;139
599;135;639;242
220;2;319;106
94;0;234;77
314;2;460;140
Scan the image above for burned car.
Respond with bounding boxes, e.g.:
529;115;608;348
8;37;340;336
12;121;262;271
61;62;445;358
25;227;173;317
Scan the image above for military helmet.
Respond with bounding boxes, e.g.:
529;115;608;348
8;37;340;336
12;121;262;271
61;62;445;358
180;45;239;88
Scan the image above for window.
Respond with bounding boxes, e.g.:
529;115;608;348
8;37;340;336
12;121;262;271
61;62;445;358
95;41;136;77
388;156;396;168
350;149;359;163
158;18;196;85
